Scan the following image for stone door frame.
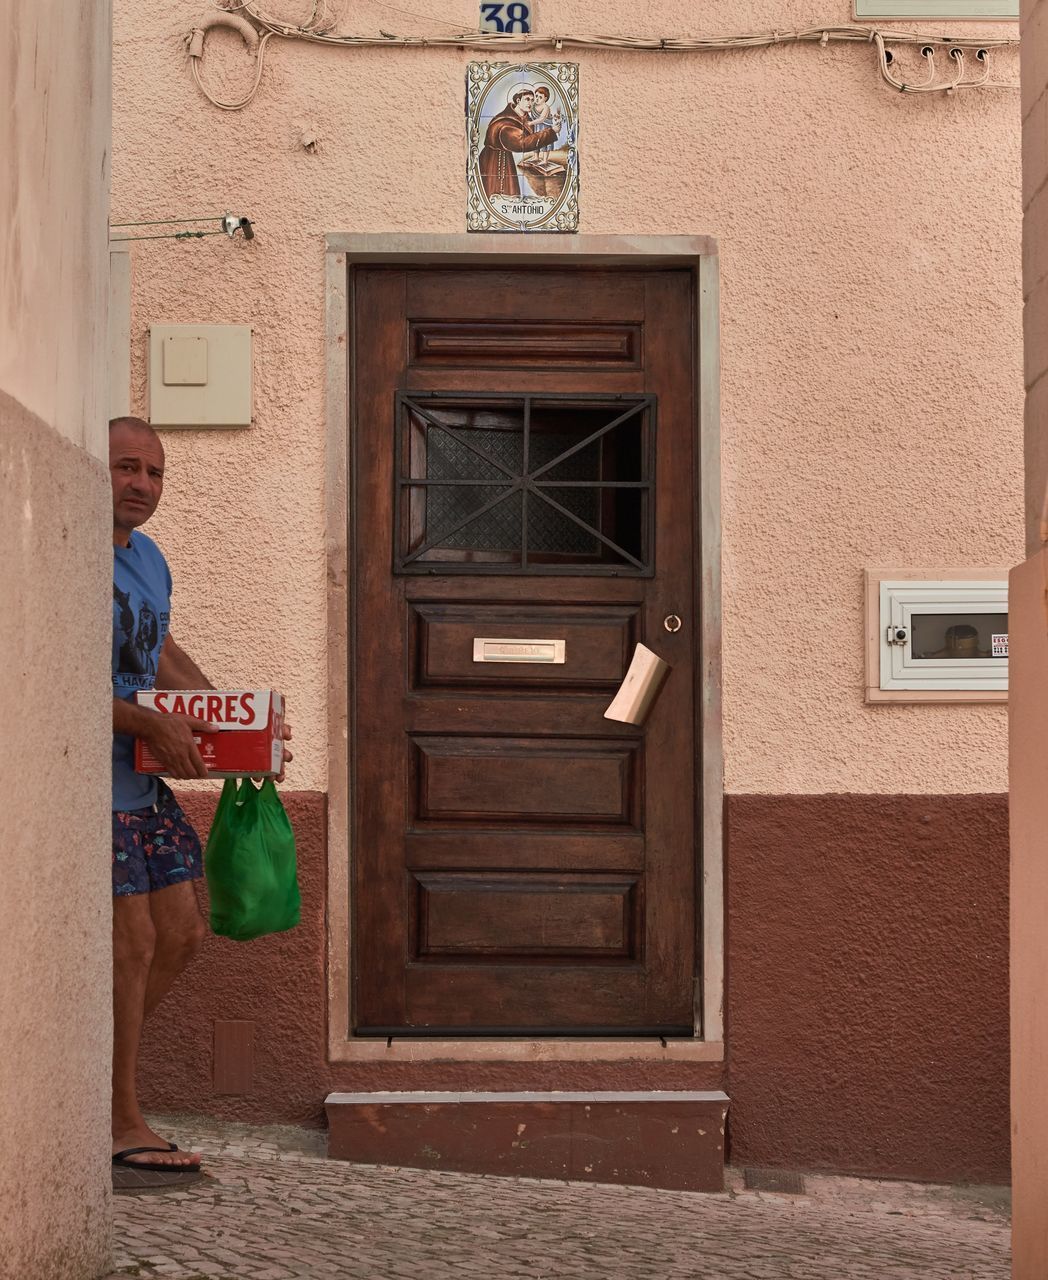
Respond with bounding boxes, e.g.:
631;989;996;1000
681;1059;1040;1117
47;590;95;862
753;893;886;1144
324;233;723;1065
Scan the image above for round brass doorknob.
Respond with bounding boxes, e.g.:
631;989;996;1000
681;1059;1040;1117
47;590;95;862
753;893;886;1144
664;614;682;633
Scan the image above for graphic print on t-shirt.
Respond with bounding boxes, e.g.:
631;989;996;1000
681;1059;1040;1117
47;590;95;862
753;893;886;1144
113;584;162;679
112;530;173;811
112;582;169;694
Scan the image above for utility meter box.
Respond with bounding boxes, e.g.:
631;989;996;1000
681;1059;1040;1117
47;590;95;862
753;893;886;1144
148;323;252;428
864;568;1009;703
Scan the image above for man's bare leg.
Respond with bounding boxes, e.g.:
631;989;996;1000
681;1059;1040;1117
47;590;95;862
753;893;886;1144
112;881;205;1168
145;880;207;1015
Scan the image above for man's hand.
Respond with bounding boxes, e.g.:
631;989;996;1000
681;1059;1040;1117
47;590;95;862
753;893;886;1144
140;712;217;779
278;720;293;783
256;721;293;784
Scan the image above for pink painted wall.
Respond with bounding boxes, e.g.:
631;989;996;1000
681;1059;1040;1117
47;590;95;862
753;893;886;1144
1022;0;1048;556
1;3;114;1275
1012;0;1048;1271
1008;553;1048;1274
112;0;1024;799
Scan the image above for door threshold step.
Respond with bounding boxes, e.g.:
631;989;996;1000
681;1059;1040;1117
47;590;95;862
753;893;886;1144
325;1089;729;1191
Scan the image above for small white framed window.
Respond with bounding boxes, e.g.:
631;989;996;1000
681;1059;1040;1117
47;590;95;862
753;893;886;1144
855;1;1017;18
864;569;1009;703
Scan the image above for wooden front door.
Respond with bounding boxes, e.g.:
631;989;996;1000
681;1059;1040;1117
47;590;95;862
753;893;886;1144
351;265;698;1036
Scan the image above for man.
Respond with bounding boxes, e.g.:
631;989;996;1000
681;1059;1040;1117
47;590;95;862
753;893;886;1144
108;416;289;1179
478;84;559;198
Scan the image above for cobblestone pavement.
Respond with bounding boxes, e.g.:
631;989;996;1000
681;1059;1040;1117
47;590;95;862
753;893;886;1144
103;1116;1011;1280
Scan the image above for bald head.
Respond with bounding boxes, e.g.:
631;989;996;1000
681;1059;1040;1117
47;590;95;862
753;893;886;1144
110;415;159;439
110;417;165;546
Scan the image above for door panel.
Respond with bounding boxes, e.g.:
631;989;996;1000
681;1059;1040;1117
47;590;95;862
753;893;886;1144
413;872;638;959
408;320;644;370
410;601;638;690
412;736;641;826
351;266;697;1036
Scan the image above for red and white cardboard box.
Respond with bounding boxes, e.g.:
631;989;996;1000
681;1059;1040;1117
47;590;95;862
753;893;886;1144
134;689;285;778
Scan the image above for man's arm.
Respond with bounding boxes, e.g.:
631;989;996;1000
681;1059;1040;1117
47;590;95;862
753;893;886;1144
113;697;216;779
157;633;213;690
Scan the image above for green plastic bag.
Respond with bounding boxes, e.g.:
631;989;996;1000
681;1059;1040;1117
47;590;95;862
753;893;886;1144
205;778;301;941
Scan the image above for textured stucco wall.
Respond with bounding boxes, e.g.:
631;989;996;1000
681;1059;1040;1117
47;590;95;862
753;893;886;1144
111;0;1023;797
1009;552;1048;1274
0;3;113;1277
727;793;1010;1182
0;400;113;1280
1013;1;1048;1271
1023;0;1048;555
0;2;111;460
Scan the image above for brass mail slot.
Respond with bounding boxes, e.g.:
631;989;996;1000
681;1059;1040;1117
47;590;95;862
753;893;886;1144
472;637;566;664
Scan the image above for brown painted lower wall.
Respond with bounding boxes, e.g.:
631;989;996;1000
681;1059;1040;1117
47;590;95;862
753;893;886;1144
140;790;1009;1184
726;793;1010;1184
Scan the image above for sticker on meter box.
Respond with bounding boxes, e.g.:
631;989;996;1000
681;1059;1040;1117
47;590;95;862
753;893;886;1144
992;633;1008;657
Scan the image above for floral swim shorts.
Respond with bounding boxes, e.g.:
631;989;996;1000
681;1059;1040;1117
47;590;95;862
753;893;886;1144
112;780;204;897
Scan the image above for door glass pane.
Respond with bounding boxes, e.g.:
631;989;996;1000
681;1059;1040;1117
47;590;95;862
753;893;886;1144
529;488;646;567
910;613;1008;659
536;401;645;484
425;420;517;483
527;490;601;556
396;393;654;574
403;485;518;561
407;489;523;566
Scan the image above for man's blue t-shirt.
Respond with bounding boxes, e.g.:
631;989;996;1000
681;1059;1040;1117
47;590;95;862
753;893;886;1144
113;531;171;810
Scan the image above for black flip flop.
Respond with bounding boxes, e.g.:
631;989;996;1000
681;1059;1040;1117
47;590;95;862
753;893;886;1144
112;1145;203;1174
112;1164;204;1193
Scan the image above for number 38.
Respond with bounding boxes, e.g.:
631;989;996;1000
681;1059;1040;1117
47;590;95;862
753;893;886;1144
480;2;531;33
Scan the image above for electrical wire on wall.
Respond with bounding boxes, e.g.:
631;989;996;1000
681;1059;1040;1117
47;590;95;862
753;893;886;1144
186;0;1020;111
110;214;254;243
